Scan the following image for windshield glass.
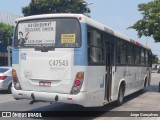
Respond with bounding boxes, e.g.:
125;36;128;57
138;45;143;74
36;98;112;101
14;18;81;48
0;68;9;73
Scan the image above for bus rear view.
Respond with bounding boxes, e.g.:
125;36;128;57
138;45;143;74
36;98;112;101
12;14;87;106
12;14;151;108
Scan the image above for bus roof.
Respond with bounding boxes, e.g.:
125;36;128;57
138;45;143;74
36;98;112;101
16;13;151;50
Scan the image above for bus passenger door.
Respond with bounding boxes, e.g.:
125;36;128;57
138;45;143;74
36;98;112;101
105;42;114;101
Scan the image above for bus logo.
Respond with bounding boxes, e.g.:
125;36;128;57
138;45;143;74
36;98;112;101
2;112;12;117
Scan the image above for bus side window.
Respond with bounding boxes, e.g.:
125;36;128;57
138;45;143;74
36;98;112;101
149;51;152;67
88;30;91;45
135;47;140;65
147;51;151;66
128;44;135;65
141;49;145;65
117;40;127;65
145;50;147;66
117;40;121;64
88;27;104;64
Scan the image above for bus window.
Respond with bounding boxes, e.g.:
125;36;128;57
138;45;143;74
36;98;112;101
88;47;103;63
14;18;81;48
141;49;145;65
148;51;152;67
117;40;127;65
146;51;152;66
128;44;135;65
135;47;140;65
88;27;104;64
144;50;148;66
88;29;103;47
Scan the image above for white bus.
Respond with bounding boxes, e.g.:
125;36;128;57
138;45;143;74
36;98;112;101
12;14;152;107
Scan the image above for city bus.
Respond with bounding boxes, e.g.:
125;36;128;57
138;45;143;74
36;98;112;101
12;14;152;107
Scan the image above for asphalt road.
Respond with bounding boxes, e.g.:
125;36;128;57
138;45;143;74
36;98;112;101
0;73;160;120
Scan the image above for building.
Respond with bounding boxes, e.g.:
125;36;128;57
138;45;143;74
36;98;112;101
0;11;19;25
0;11;20;66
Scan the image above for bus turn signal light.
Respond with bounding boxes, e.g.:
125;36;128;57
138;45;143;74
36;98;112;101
76;73;83;80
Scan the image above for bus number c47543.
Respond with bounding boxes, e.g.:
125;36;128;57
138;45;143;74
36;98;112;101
49;60;68;67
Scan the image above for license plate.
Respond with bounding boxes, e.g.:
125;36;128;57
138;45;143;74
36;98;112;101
39;81;51;87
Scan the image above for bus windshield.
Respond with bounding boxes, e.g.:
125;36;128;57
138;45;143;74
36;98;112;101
14;18;81;48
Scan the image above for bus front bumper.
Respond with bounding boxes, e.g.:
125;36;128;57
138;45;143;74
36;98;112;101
12;87;86;107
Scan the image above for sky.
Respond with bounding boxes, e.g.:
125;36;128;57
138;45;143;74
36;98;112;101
0;0;159;57
86;0;160;57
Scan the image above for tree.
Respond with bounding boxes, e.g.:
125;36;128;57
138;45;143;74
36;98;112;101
152;54;159;64
0;23;14;47
22;0;90;16
129;0;160;42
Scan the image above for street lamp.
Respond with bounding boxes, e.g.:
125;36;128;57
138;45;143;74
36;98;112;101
83;2;93;17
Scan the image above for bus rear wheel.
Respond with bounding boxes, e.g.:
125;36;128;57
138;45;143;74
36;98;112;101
116;84;125;106
144;78;147;89
140;78;147;93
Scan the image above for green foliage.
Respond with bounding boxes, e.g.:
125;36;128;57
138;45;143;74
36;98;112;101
0;23;14;47
129;0;160;42
152;54;159;64
22;0;90;16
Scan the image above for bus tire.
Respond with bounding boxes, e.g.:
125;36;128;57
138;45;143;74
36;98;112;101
140;78;147;93
144;78;147;89
116;83;125;106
